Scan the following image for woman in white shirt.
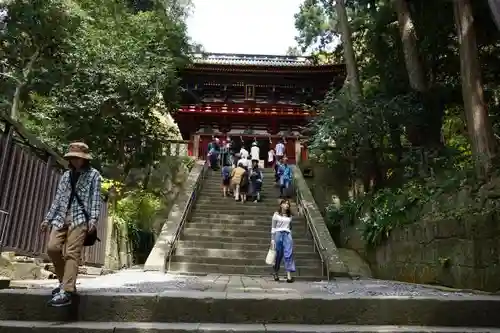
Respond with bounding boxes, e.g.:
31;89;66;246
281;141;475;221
250;142;260;161
270;199;295;283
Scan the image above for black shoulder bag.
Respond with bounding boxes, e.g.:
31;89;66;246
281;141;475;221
70;174;100;247
75;193;100;246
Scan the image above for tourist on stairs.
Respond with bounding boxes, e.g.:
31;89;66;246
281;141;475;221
250;141;260;162
267;147;275;168
40;142;102;307
274;157;282;185
277;157;292;198
230;161;246;201
250;160;263;202
239;145;249;161
207;138;220;170
275;139;285;161
239;162;250;203
271;199;295;283
221;162;232;197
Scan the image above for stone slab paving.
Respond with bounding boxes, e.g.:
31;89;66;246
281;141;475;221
9;269;493;298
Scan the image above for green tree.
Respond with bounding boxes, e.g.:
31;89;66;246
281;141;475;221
0;0;82;119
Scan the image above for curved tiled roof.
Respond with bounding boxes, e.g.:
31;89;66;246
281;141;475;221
191;53;330;67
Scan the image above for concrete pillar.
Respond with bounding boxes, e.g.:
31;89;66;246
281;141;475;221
193;134;200;159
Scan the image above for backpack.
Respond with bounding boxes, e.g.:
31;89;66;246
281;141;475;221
240;171;249;187
222;167;231;181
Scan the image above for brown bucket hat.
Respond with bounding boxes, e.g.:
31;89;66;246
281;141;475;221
64;142;92;160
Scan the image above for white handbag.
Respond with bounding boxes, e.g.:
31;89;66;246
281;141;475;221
265;246;277;265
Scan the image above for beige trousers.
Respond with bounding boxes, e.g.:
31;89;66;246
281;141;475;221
47;223;87;293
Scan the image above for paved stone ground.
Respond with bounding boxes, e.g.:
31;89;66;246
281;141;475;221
9;269;492;298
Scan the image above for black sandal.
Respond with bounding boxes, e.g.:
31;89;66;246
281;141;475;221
286;277;295;283
272;272;279;282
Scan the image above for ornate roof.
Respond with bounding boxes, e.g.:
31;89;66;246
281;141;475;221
192;53;326;67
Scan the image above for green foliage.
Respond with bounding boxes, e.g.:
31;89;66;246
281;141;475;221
294;0;500;248
113;190;162;232
2;0;193;173
2;0;194;263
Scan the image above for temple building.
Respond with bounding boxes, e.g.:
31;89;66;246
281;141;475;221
175;53;346;163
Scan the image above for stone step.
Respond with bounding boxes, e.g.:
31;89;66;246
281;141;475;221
170;255;321;267
201;186;282;192
185;222;309;233
177;240;315;253
203;183;281;190
180;234;312;246
199;191;283;198
191;211;296;218
193;204;299;213
167;262;322;277
182;227;311;240
195;199;296;208
2;290;500;327
4;322;497;333
174;247;319;259
194;201;285;209
188;216;306;225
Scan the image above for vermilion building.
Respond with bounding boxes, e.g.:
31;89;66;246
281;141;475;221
175;53;345;163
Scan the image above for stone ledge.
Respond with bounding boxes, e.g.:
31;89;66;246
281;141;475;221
1;322;499;333
0;290;500;326
144;161;206;272
292;167;349;278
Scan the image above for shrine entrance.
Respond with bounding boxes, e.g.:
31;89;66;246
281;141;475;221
240;137;271;161
173;53;346;165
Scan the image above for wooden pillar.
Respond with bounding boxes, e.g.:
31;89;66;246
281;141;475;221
295;139;301;164
193;134;200;159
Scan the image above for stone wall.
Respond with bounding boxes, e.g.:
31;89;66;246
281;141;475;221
367;213;500;292
303;162;500;291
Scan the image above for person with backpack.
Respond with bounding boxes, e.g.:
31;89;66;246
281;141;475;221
239;163;250;203
250;159;263;202
221;162;232;197
230;161;246;201
40;142;102;307
207;138;220;170
277;157;293;198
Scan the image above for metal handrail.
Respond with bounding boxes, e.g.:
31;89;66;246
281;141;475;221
0;209;10;252
292;167;330;280
166;160;209;271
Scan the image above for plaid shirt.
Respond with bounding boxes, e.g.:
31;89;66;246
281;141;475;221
44;168;102;229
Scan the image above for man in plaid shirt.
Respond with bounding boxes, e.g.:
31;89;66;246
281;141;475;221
40;142;101;307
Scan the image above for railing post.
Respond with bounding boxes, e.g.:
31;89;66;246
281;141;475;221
33;156;54;254
0;124;14;194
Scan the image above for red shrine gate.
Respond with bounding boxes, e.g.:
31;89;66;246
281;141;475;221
174;53;346;163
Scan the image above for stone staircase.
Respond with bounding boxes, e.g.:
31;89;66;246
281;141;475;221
2;167;500;332
167;168;324;279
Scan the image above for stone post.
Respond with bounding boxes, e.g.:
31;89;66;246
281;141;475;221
193;134;200;159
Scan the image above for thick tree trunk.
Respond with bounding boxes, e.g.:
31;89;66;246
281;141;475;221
393;0;427;92
393;0;444;148
454;0;496;177
488;0;500;30
335;0;362;99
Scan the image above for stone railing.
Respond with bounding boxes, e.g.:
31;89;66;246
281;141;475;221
292;166;349;279
144;160;209;271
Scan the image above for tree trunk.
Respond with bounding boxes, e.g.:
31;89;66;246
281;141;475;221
393;0;444;148
392;0;427;92
335;0;362;99
454;0;496;177
9;49;40;120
